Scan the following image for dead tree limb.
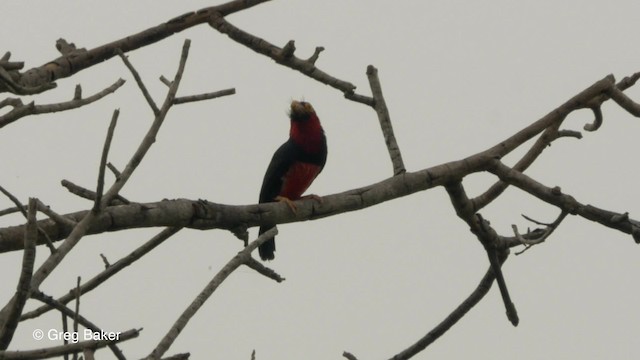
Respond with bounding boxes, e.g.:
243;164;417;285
388;251;508;360
0;199;37;349
145;227;278;360
0;0;272;95
20;227;181;321
0;79;125;128
0;328;140;360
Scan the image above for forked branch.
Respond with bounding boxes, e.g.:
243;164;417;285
145;227;278;360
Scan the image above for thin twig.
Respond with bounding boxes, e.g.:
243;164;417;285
343;351;359;360
61;179;130;205
388;251;508;360
61;312;69;360
173;88;235;105
72;277;80;360
106;162;121;179
100;253;111;268
0;78;125;128
0;206;23;217
21;227;181;321
30;290;129;360
209;13;360;96
244;257;285;282
1;0;271;94
159;75;172;87
145;227;277;360
36;200;76;229
117;49;160;115
160;353;191;360
101;39;191;206
94;109;120;212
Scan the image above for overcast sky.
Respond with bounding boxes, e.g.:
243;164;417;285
2;1;640;359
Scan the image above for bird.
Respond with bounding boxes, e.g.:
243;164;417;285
258;100;328;260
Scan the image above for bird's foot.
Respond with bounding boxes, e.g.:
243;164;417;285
300;194;323;203
275;195;298;213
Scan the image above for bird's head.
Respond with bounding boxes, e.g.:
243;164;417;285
288;100;324;151
289;100;316;122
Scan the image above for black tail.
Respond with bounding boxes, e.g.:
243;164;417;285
258;225;276;261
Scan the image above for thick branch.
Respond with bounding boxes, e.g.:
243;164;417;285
0;157;483;253
1;0;271;94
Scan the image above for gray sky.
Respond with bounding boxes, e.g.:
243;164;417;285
2;1;640;359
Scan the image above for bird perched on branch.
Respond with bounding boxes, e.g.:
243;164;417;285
258;100;328;260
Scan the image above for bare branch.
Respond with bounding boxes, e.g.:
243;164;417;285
343;351;359;360
344;92;375;106
366;65;406;175
101;39;190;206
244;257;285;282
0;199;37;349
36;200;77;230
117;49;160;115
209;14;359;96
0;65;56;95
607;86;640;117
0;52;24;70
21;227;181;321
94;109;120;212
488;160;640;241
72;277;80;354
159;75;172;87
0;186;56;252
510;211;569;254
146;227;277;360
106;162;122;179
1;0;272;94
173;88;235;105
0;78;125;129
61;179;130;205
583;105;603;131
388;251;508;360
445;182;518;326
0;328;140;360
29;206;98;291
161;354;191;360
0;185;29;219
30;290;128;360
99;253;111;268
472;75;615;210
0;206;22;217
